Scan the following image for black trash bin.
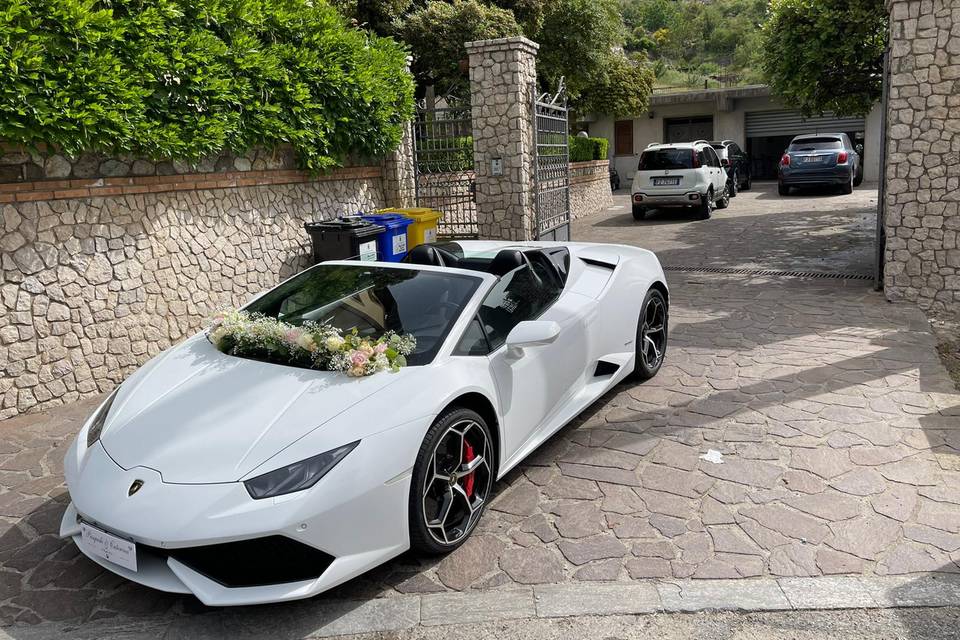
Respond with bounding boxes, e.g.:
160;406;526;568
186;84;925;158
303;217;385;264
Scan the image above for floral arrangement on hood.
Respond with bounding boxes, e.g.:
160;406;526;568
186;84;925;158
207;310;416;376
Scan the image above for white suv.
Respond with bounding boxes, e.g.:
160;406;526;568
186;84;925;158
630;140;730;220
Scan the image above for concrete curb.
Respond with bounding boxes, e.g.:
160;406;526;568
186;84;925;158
3;575;960;639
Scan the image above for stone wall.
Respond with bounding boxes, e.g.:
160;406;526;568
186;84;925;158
0;159;386;418
466;37;540;241
883;0;960;318
569;160;614;220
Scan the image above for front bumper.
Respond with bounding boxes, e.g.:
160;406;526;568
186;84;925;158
60;430;419;606
631;191;704;207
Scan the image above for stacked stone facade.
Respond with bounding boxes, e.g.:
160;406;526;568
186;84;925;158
0;159;385;418
569;160;614;220
883;0;960;317
466;37;540;241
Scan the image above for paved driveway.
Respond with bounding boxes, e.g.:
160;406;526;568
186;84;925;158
0;182;959;631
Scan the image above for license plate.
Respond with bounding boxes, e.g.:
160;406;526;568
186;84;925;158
799;156;817;163
80;522;138;572
653;177;680;186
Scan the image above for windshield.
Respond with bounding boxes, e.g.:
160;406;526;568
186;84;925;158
710;144;729;158
246;264;481;365
639;148;693;170
789;137;842;151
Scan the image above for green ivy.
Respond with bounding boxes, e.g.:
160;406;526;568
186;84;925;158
0;0;415;171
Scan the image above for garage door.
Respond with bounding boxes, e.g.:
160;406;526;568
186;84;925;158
746;110;865;137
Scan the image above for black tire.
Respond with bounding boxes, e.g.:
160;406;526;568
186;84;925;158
778;183;790;196
632;204;646;220
853;163;863;187
841;171;853;194
741;172;752;190
716;187;730;210
729;173;738;197
410;407;495;555
697;189;713;219
632;288;668;380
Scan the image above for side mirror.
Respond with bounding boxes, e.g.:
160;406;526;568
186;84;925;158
720;158;730;167
505;320;561;357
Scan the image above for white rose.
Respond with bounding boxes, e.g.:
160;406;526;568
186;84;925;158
325;336;345;351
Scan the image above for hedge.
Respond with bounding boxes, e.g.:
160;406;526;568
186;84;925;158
0;0;414;171
569;136;608;162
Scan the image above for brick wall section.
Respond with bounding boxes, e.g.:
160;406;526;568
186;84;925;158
0;163;386;418
883;0;960;317
569;160;614;220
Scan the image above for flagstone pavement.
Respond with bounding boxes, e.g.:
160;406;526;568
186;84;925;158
0;183;958;627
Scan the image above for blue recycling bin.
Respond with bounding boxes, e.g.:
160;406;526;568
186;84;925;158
361;213;414;262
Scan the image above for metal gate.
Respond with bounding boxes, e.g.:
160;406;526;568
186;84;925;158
532;83;571;241
412;104;478;239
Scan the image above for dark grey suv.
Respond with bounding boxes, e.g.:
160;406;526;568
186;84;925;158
709;140;751;196
778;133;862;195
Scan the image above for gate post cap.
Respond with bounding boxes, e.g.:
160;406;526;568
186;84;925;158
465;37;539;56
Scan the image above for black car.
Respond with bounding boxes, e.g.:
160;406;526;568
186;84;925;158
778;133;862;195
610;165;621;191
709;141;751;197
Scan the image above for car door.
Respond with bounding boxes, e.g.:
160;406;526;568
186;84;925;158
454;253;586;463
703;146;725;194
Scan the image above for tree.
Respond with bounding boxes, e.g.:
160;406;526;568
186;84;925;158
533;0;624;109
576;54;655;118
397;0;522;98
759;0;887;116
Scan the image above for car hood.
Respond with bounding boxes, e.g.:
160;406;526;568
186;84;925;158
100;335;405;484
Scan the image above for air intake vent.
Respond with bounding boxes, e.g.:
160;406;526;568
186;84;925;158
158;535;334;588
594;360;621;376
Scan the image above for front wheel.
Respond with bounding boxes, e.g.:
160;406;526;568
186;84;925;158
632;288;668;380
729;173;738;197
740;172;752;190
410;408;495;555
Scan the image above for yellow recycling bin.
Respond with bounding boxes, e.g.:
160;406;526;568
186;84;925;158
377;208;443;248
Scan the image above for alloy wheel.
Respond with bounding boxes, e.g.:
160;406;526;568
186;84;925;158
421;419;493;546
640;295;667;370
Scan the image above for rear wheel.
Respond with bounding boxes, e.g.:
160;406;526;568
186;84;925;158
697;189;713;219
853;163;863;187
632;204;646;220
716;187;730;209
632;288;668;380
841;171;854;194
778;183;790;196
410;408;494;555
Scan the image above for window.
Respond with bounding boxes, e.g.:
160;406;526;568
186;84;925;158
788;137;842;151
639;148;693;170
614;120;633;156
246;264;481;366
704;146;721;167
474;260;563;352
453;316;490;356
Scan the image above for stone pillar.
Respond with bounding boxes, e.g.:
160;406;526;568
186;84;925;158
382;57;416;209
883;0;960;318
466;37;539;240
382;118;416;208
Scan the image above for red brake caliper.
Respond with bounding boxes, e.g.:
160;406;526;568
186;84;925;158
462;440;476;498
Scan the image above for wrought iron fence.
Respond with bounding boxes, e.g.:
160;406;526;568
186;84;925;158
532;82;571;241
412;105;478;239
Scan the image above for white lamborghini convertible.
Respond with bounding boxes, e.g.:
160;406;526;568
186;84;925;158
60;241;668;605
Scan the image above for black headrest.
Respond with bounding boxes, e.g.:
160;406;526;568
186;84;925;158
489;249;525;277
405;244;446;267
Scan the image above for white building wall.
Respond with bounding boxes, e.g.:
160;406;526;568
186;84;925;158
592;91;881;185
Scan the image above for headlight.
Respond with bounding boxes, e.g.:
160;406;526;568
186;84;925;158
86;388;119;448
244;441;359;500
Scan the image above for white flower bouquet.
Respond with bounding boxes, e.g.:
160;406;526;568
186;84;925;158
208;310;416;376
